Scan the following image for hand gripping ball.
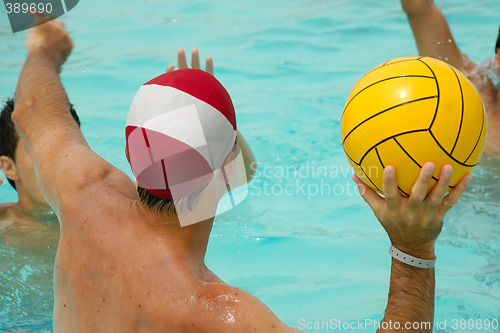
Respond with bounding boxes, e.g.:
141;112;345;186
341;56;487;196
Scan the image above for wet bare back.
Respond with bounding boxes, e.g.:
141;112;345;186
51;168;290;332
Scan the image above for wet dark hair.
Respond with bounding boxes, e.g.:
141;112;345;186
137;186;176;214
496;26;500;52
0;97;81;190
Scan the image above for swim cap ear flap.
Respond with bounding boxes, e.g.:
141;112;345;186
125;69;237;200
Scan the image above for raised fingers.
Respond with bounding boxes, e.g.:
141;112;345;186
177;48;188;69
166;64;175;73
408;162;436;207
206;56;214;75
353;174;382;203
191;49;200;69
167;49;213;74
32;12;52;26
382;166;401;209
426;164;453;205
436;173;471;216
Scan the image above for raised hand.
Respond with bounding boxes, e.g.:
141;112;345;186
26;17;73;66
166;48;213;75
353;163;471;257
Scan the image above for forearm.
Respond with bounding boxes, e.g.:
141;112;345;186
356;162;470;332
379;253;435;333
400;0;434;16
400;0;464;69
13;50;70;143
12;49;79;205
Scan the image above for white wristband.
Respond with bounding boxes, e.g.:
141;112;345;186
389;245;436;269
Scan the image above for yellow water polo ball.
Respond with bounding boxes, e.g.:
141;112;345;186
341;56;487;196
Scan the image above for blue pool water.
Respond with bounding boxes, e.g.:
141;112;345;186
0;0;499;331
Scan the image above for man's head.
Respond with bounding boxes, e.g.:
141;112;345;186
125;69;237;220
0;97;80;207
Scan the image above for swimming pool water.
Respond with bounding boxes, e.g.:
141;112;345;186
0;0;499;331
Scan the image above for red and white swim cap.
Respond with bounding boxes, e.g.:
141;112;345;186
125;69;237;200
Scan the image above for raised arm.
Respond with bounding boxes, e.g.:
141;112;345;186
166;48;257;182
12;19;133;213
400;0;468;70
353;163;470;332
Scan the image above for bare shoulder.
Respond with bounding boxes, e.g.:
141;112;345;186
461;57;500;109
195;283;301;333
56;145;138;205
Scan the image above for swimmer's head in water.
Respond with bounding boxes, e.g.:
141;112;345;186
125;69;237;201
0;97;80;190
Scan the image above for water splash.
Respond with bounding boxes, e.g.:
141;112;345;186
462;56;500;88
